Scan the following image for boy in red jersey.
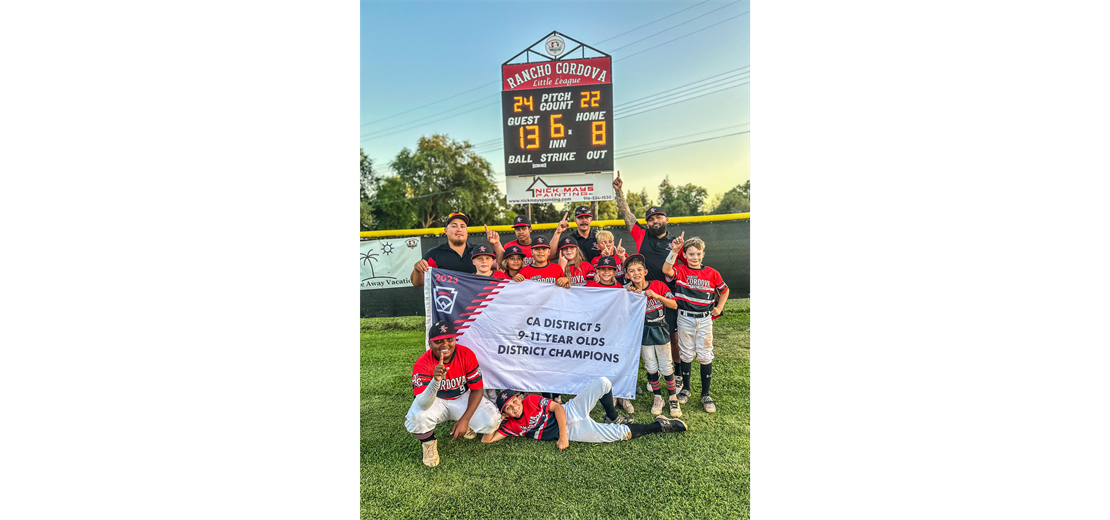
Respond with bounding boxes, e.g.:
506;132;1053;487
514;235;570;288
502;214;536;268
404;320;502;467
483;377;687;450
662;235;730;413
626;254;683;417
471;245;511;280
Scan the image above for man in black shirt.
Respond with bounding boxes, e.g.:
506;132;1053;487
566;205;602;262
410;212;503;286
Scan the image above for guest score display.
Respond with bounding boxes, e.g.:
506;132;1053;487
501;83;614;176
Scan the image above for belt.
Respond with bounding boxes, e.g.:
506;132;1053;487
679;310;710;318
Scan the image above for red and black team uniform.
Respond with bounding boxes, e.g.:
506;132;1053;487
498;394;561;441
520;262;564;284
630;280;675;346
564;262;594;287
668;262;728;406
411;345;484;399
588;254;626;282
503;240;535;267
422;242;478;274
669;264;728;314
491;270;513;280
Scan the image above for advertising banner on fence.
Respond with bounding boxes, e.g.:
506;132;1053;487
423;268;646;398
360;237;422;290
505;172;614;204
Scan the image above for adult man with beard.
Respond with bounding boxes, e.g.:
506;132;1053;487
612;172;688;374
411;212;502;287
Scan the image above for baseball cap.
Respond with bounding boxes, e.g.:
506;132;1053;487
495;390;521;412
470;244;495;259
531;235;551;249
504;245;525;258
595;255;618;269
574;206;592;218
558;237;578;250
512;214;531;228
445;212;470;226
428;320;458;341
624;253;647;269
645;206;666;219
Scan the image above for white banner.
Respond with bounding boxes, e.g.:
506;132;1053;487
360;237;422;290
424;269;646;398
505;172;614;204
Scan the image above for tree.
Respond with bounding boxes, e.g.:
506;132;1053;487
710;181;751;214
382;134;509;229
360;200;375;231
658;175;708;217
597;200;618;221
360;148;378;201
625;188;652;220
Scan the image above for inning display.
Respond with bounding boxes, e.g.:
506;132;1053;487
501;83;614;176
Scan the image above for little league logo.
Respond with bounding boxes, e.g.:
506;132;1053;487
545;35;565;57
435;287;458;314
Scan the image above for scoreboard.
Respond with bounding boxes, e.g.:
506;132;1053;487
501;56;614;177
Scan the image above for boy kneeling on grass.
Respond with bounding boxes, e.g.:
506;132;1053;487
481;377;687;450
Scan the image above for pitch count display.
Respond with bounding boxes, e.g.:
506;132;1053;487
501;82;614;176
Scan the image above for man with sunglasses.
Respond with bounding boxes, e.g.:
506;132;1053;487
411;212;502;286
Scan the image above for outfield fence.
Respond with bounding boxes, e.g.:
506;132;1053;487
360;213;749;318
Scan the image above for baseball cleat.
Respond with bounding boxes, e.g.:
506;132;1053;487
619;398;635;414
676;388;691;404
701;395;717;413
421;440;440;467
650;395;665;415
669;397;682;418
463;427;477;439
603;414;634;425
655;415;688;433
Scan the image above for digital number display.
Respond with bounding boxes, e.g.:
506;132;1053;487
502;83;614;176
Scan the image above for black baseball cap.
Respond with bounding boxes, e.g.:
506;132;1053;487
558;237;578;250
595;255;618;269
645;206;666;219
504;245;525;258
574;206;592;218
624;253;647;269
445;212;470;226
470;244;495;259
512;214;531;228
429;320;458;341
531;235;551;249
495;390;521;412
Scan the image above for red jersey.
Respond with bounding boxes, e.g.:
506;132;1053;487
491;270;512;280
498;394;560;441
503;240;536;267
669;263;727;313
520;262;564;284
564;262;594;287
625;280;674;325
411;344;484;400
588;254;625;279
585;280;622;288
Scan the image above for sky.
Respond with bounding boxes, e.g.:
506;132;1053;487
360;0;750;206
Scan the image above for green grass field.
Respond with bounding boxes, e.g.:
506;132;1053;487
361;298;750;520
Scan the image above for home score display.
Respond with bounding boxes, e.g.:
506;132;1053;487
501;84;613;176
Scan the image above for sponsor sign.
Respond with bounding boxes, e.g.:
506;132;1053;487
360;237;422;290
505;172;614;204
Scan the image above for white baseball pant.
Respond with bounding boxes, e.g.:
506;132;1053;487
677;314;714;364
640;342;674;375
404;388;502;435
561;377;631;443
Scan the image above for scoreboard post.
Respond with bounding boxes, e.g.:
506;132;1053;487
501;32;614;205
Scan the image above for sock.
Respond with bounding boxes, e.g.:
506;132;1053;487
646;372;662;395
414;431;436;443
664;374;676;394
674;361;681;378
680;362;693;392
599;390;618;420
627;422;663;439
700;362;713;396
